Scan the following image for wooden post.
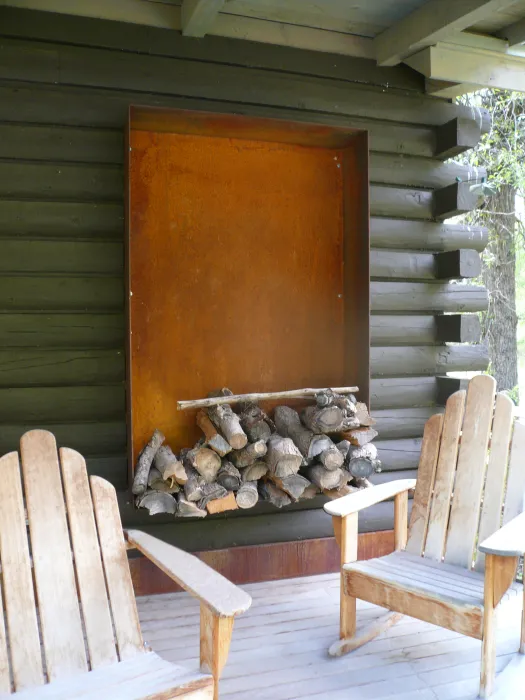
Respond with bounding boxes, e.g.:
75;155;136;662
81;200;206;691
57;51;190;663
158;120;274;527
521;582;525;654
334;512;358;641
394;491;408;550
200;604;234;700
480;554;496;698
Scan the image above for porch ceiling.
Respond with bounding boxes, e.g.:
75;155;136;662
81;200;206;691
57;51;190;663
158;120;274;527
3;0;525;93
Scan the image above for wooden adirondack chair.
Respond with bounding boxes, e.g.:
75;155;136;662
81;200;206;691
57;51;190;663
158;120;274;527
0;430;251;700
325;374;525;698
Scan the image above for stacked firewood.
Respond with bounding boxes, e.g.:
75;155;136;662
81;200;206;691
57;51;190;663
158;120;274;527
132;387;381;517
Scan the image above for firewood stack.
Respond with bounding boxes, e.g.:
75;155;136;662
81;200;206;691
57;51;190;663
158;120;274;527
132;387;381;516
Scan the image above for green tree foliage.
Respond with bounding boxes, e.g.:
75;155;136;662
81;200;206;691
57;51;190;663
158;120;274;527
458;90;525;397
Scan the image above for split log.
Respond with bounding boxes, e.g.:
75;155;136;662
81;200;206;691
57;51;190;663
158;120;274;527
183;467;205;502
137;491;177;515
343;427;379;447
154;445;186;486
178;386;359;411
196;410;232;456
274;405;334;461
301;405;344;433
259;481;292;508
300;483;320;500
206;491;238;514
183;446;221;483
147;467;180;493
207;389;247;449
239;403;273;442
268;474;311;501
198;483;228;509
230;440;267;468
355;402;376;427
336;440;351;459
236;481;259;509
323;483;359;500
216;461;241;491
265;435;303;477
132;429;165;496
242;460;268;482
318;445;345;471
177;496;207;518
348;443;378;461
306;465;346;491
347;457;376;479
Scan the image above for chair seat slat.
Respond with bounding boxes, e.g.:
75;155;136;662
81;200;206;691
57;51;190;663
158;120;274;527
60;448;118;669
20;431;87;682
0;451;43;691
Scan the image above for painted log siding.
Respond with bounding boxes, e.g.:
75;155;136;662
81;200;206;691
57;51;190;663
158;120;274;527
0;7;489;548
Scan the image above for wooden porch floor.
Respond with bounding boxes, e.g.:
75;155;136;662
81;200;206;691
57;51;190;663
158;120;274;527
136;572;524;700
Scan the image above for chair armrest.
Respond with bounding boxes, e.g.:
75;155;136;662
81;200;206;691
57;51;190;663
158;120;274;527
125;529;252;617
323;479;416;518
478;512;525;557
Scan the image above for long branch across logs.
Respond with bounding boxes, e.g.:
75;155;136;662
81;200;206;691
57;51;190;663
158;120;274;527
133;386;380;516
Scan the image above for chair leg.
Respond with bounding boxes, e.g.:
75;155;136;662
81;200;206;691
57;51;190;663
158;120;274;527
200;604;234;700
480;554;497;698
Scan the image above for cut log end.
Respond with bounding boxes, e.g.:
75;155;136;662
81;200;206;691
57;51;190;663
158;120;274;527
236;481;259;509
138;491;177;515
206;491;238;514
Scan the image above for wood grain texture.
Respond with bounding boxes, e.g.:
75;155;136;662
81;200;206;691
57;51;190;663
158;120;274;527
406;413;443;556
394;491;408;550
445;375;496;568
503;419;525;525
60;447;118;669
200;606;234;700
475;393;514;572
91;476;144;660
20;429;88;682
128;531;395;594
126;530;251;617
424;390;466;562
481;554;496;698
0;451;43;691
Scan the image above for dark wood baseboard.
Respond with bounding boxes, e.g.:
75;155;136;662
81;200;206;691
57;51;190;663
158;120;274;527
129;530;394;596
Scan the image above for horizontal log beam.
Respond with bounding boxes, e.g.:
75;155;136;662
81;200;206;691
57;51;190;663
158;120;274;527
433;182;481;220
371;249;481;281
370;377;437;409
435;313;481;343
371;282;488;313
370;185;432;220
371;345;489;377
375;438;423;471
435;117;482;160
371;314;481;346
369;154;485;190
436;376;469;405
0;35;491;131
370;218;487;252
373;408;438;440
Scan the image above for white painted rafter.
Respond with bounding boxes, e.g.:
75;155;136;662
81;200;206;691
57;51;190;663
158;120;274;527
374;0;521;66
181;0;225;37
496;16;525;48
405;40;525;93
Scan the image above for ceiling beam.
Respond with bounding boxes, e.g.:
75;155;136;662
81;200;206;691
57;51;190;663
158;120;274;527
405;41;525;92
374;0;520;66
496;17;525;48
181;0;225;37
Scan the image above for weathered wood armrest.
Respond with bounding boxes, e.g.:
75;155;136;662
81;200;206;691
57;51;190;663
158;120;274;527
323;479;417;518
478;511;525;557
125;529;252;617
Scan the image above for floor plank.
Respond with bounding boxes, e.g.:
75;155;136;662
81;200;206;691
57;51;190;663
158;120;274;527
137;572;524;699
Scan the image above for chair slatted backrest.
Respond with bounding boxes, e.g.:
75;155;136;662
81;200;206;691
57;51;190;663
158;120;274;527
0;430;144;694
406;375;525;570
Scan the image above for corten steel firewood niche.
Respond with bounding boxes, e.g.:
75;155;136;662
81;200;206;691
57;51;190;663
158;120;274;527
126;106;370;481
